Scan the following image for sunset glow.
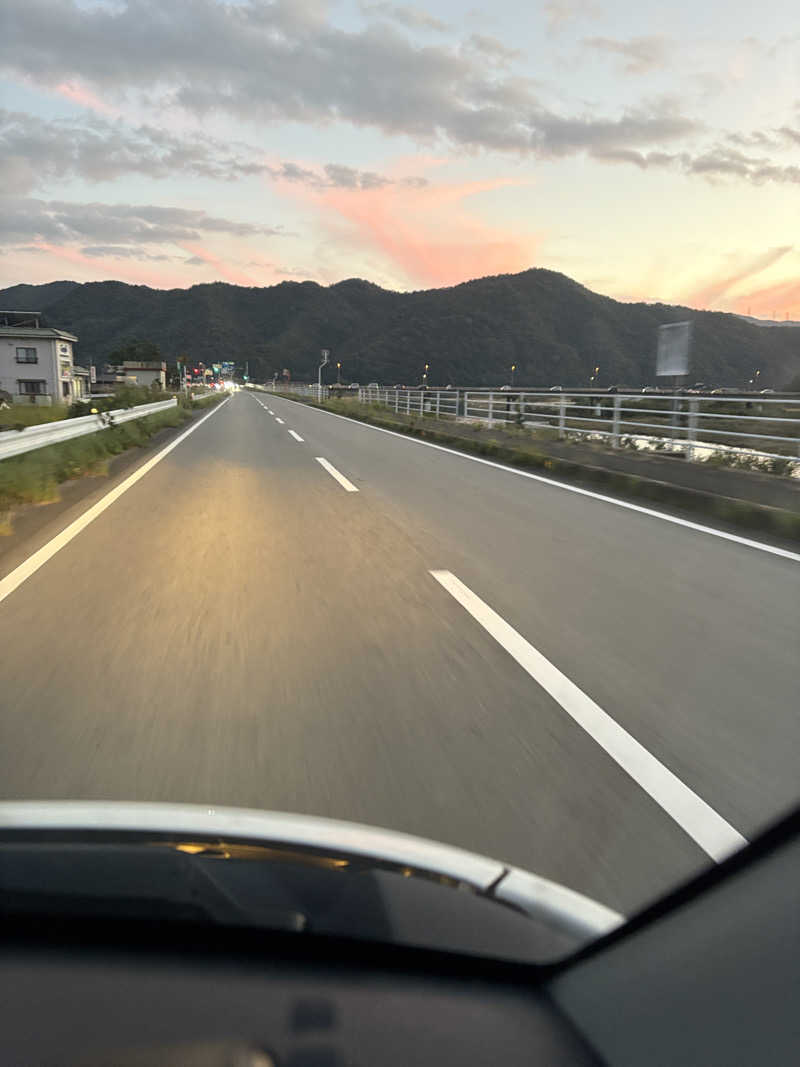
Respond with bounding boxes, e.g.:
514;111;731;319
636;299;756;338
1;0;797;317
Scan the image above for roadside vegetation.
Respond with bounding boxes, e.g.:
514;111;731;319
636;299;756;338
0;389;222;534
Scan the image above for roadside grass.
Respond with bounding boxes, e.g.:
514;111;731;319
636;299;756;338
0;393;221;534
0;404;69;430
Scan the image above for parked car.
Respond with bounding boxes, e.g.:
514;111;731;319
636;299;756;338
549;385;562;392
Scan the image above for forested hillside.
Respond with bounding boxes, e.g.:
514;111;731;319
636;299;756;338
2;270;797;388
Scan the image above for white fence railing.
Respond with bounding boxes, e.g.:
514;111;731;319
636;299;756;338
0;398;178;461
352;388;800;465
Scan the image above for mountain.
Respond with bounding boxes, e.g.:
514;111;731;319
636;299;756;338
1;270;798;388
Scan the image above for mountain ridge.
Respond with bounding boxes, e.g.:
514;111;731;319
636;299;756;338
1;269;797;388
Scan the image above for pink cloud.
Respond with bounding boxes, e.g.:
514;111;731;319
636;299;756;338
28;242;187;289
682;246;793;311
179;243;259;286
54;81;117;116
277;170;537;288
728;277;800;319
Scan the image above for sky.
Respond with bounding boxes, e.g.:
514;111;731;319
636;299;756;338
1;0;798;316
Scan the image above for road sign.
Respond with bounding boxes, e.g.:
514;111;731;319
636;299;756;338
656;321;691;377
90;366;96;384
321;349;330;361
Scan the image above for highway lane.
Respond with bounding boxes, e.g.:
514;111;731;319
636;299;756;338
267;393;800;835
0;391;797;917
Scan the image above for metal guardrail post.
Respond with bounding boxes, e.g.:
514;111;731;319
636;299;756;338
406;392;411;415
420;391;424;416
487;392;494;427
612;395;621;448
687;398;698;460
559;395;566;438
394;390;399;413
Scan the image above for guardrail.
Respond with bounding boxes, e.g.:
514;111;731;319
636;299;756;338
0;398;178;461
353;388;800;466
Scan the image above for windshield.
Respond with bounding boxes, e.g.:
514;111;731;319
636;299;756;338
0;0;798;962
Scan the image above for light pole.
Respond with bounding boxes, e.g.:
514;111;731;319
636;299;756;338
318;348;330;400
423;362;429;387
510;364;516;387
336;361;342;385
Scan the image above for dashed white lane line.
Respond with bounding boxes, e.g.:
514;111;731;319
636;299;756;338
429;569;747;863
288;430;304;442
267;409;274;415
315;457;359;493
277;397;800;564
275;417;285;425
0;398;230;607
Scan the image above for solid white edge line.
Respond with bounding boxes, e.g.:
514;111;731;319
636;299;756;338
274;396;800;564
275;417;285;424
0;398;230;606
315;456;359;492
288;429;304;442
429;569;748;863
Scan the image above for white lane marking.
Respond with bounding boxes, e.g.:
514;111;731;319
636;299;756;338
0;399;230;606
288;430;304;442
315;457;359;492
267;410;274;415
430;569;747;863
277;398;800;564
275;417;285;425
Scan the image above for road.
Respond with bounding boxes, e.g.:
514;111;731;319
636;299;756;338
0;390;798;915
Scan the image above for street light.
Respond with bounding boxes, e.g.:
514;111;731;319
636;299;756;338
511;364;516;387
336;361;342;384
318;348;330;399
423;362;429;386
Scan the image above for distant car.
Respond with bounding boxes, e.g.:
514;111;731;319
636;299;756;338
641;387;656;393
607;385;619;394
367;382;379;389
500;385;511;391
549;385;562;393
760;388;775;394
349;383;360;389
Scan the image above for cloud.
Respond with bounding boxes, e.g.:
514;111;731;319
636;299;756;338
178;243;259;286
0;197;280;247
0;109;270;194
0;0;698;157
544;1;600;34
583;35;670;75
81;245;174;260
359;3;449;33
285;174;536;288
684;147;800;184
0;108;429;197
589;142;800;186
728;275;800;318
684;246;793;309
465;34;523;65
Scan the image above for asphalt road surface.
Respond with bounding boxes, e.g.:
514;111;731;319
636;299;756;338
1;391;798;916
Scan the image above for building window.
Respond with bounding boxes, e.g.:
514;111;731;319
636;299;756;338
16;347;37;364
17;380;47;395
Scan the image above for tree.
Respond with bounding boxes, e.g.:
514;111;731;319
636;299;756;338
109;339;162;363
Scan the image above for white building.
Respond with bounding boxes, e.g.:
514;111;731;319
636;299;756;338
0;311;87;405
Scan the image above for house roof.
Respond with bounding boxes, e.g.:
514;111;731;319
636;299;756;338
0;327;78;342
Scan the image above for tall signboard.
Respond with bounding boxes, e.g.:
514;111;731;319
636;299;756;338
656;321;692;378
